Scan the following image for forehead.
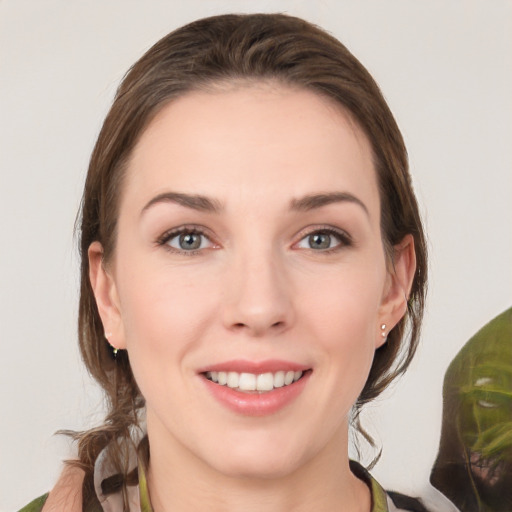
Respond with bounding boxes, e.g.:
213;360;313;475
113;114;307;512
123;83;378;214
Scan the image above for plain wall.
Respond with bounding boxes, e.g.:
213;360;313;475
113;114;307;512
1;1;511;510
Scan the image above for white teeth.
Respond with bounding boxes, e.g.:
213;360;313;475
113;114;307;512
205;369;305;392
227;372;239;388
256;372;274;391
274;371;285;388
284;371;295;386
238;373;256;391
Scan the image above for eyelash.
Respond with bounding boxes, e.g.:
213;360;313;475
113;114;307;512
156;225;215;255
155;225;352;255
293;226;352;254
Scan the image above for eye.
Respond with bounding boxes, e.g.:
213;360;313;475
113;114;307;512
295;228;350;251
170;232;206;251
158;227;215;253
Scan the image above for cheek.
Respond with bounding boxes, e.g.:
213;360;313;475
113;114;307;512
299;265;386;403
301;265;385;342
114;262;222;418
116;258;220;358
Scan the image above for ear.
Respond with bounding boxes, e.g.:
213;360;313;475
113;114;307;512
377;234;417;348
88;241;126;350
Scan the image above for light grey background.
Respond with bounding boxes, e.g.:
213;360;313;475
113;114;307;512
1;1;511;510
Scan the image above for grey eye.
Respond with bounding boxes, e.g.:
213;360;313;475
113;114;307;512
167;232;210;251
295;226;351;252
180;233;202;250
308;233;332;249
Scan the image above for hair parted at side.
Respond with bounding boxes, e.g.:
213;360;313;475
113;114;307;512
74;12;427;503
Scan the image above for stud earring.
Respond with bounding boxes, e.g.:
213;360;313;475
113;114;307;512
104;332;118;358
380;324;387;338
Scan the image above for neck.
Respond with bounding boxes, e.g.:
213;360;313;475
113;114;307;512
146;419;371;512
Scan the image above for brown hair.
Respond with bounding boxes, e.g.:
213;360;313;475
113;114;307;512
73;12;427;504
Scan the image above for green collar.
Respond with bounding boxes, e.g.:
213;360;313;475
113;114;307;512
350;460;390;512
138;462;152;512
138;460;388;512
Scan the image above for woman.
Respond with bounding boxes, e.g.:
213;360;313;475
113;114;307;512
21;13;427;512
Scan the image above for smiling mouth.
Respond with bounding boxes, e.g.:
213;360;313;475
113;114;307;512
203;370;308;393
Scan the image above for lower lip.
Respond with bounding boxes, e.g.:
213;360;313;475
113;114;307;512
201;372;310;416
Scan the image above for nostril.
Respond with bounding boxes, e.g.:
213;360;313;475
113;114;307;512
230;320;285;333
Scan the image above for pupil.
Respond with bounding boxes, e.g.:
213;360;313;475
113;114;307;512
310;233;330;249
180;233;201;250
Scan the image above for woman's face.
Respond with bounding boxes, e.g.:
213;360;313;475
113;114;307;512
91;83;411;479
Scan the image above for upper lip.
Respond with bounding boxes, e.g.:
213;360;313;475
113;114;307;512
197;359;310;374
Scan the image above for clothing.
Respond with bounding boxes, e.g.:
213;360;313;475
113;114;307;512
19;449;395;512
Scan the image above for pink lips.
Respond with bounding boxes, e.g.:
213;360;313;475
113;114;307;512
198;359;309;374
198;359;311;416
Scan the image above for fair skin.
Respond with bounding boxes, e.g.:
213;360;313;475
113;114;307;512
49;83;415;511
41;465;83;511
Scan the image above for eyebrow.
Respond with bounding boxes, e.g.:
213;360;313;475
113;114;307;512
141;190;368;217
290;192;369;215
141;192;223;215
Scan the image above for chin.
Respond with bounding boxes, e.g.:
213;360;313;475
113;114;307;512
210;452;304;481
202;432;308;481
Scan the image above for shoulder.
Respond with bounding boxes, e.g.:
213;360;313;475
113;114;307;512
19;464;85;512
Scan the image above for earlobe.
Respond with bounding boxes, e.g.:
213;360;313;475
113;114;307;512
377;234;417;347
88;241;126;350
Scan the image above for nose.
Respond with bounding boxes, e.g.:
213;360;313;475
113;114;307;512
221;247;294;337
